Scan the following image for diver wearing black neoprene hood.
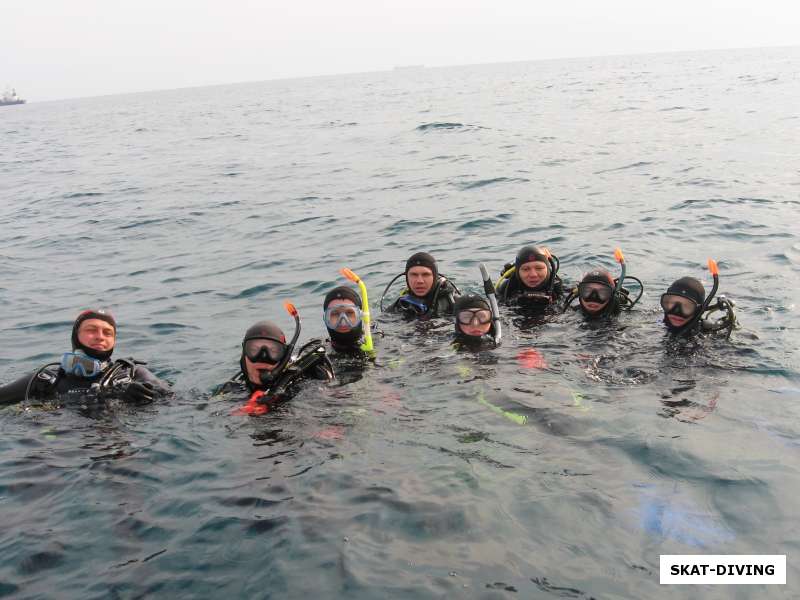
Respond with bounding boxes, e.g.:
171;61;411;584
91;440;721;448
661;260;739;339
0;309;171;407
662;277;707;335
216;312;334;414
382;251;459;318
323;286;364;354
453;293;496;349
563;250;643;320
496;245;564;308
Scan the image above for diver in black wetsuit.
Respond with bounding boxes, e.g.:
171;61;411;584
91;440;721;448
323;286;366;356
453;293;498;351
661;260;738;339
321;285;372;384
382;252;459;319
496;245;564;309
563;268;643;320
0;309;170;406
217;319;334;415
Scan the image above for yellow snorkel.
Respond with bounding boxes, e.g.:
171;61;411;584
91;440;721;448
495;266;516;289
340;267;374;354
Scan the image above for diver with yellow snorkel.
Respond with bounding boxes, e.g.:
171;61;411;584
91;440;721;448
496;245;564;309
563;248;644;319
322;268;376;364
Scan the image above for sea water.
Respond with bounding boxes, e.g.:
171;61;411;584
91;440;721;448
1;47;798;598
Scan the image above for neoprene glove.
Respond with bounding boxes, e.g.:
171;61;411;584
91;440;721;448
123;381;156;404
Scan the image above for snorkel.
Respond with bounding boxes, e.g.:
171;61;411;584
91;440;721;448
340;267;374;354
479;263;502;346
700;259;738;338
685;258;719;334
705;258;720;308
613;247;626;296
613;247;643;309
259;301;301;386
542;248;559;295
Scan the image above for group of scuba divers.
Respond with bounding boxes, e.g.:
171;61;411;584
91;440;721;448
0;245;739;414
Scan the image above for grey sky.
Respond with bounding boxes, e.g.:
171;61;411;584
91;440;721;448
4;0;800;101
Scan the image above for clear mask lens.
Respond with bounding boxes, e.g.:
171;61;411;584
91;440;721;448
457;309;492;325
324;305;362;330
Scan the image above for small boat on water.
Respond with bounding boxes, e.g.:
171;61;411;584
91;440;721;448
1;88;26;106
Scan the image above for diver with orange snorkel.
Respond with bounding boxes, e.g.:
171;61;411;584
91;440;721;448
661;259;738;338
217;302;334;415
563;248;644;320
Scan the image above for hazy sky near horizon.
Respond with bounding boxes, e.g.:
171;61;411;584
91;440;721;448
4;0;800;101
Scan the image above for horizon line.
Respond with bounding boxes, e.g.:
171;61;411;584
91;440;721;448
20;43;799;104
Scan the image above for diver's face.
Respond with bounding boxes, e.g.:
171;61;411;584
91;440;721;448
666;313;689;328
407;266;435;297
244;355;278;385
661;293;699;329
578;283;611;315
518;261;549;288
77;319;116;352
580;298;609;314
456;308;492;337
326;298;358;333
461;320;491;337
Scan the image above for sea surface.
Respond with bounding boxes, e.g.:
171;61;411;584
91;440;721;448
1;47;799;598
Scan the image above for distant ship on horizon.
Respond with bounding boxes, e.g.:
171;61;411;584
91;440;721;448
1;88;26;106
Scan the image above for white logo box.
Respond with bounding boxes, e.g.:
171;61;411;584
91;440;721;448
660;555;786;585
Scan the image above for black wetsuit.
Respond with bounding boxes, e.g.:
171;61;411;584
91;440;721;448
0;359;170;406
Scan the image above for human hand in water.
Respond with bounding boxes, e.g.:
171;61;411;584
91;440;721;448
123;381;157;404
